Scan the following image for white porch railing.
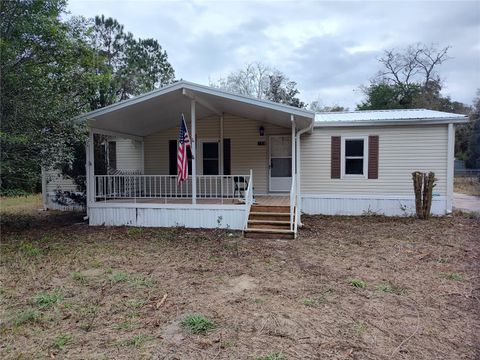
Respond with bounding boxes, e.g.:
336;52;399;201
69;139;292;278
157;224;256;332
94;174;251;203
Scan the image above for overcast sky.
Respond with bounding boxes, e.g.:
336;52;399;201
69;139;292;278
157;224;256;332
67;0;480;109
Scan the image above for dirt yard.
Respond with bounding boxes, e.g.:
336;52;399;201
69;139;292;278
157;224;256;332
1;197;479;359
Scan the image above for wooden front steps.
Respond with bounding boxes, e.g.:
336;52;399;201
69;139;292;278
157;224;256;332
244;204;294;239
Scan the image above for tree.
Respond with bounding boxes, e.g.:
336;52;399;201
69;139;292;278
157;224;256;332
89;15;175;109
309;100;347;112
377;44;450;88
0;1;176;195
358;43;461;111
358;43;474;162
264;72;306;108
0;0;95;194
468;102;480;168
457;92;480;168
211;62;271;99
358;83;422;110
211;63;306;108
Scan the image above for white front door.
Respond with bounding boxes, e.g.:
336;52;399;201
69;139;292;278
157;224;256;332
269;135;292;192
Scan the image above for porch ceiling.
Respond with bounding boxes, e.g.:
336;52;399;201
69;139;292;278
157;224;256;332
79;81;314;137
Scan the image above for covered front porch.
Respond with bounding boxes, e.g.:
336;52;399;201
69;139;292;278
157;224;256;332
81;81;314;234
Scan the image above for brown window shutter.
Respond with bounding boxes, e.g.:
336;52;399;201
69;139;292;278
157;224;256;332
331;136;341;179
368;135;379;179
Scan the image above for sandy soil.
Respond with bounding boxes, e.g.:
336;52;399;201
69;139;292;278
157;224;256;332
1;208;479;359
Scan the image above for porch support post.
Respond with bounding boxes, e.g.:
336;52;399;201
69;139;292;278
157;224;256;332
291;115;296;181
220;113;224;175
220;113;224;202
446;122;455;213
87;129;95;206
296;129;301;223
191;99;197;204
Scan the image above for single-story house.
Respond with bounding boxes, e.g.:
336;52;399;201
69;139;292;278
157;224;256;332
42;80;468;238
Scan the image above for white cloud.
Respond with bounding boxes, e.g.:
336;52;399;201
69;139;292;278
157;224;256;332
67;0;480;108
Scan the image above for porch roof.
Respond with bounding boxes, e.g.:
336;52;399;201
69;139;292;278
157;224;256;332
76;81;315;137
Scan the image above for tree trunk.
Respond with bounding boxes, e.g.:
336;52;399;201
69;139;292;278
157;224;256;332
412;171;436;219
424;172;436;219
412;171;423;218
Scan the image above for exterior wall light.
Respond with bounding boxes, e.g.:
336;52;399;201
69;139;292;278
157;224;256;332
259;126;265;136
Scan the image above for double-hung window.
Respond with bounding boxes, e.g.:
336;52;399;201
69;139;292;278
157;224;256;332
342;137;368;177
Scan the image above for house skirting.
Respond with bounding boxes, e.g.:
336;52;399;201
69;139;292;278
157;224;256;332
45;192;85;211
301;194;448;216
88;203;247;229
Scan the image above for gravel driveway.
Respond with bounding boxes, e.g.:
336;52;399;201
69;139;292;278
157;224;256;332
453;192;480;212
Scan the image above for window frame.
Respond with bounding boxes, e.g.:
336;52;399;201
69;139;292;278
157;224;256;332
341;136;368;179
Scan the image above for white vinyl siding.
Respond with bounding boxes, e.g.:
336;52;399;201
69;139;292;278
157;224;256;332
143;114;289;194
45;169;78;193
113;138;143;171
301;124;448;196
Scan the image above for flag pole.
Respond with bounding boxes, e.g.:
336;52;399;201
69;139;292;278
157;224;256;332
190;100;197;205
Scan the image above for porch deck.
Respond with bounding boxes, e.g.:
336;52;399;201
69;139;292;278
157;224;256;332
96;195;289;206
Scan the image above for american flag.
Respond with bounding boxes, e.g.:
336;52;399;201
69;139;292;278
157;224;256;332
177;114;191;184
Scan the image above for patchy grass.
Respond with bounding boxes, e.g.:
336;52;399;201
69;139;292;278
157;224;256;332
120;334;153;348
375;282;407;295
126;227;144;236
12;309;41;326
301;295;326;307
255;352;285;360
348;278;366;289
52;334;72;349
108;271;129;283
31;290;63;309
18;242;43;257
440;272;464;281
0;194;42;211
71;271;87;283
0;204;479;359
180;313;216;334
354;321;368;336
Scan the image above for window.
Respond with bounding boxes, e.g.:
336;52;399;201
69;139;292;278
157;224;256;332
223;139;231;175
108;141;117;170
202;142;219;175
342;137;368;177
169;140;192;175
170;139;230;176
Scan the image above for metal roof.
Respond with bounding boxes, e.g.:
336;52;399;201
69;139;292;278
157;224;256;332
77;80;315;137
314;109;468;127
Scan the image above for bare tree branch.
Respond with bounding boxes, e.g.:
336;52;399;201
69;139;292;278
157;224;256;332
375;43;450;88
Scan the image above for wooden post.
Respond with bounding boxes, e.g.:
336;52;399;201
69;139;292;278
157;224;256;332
423;172;436;219
412;171;423;218
412;171;436;219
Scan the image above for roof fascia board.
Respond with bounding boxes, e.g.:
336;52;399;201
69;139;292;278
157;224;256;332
89;127;144;141
74;82;184;122
314;117;468;128
74;80;315;124
182;81;315;120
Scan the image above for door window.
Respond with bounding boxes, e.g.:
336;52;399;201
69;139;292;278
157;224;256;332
270;136;292;178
